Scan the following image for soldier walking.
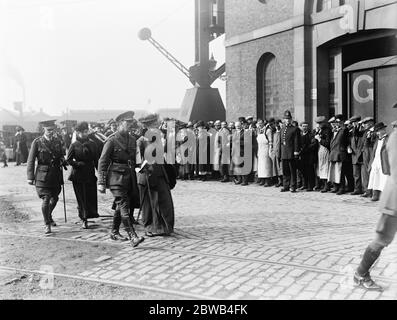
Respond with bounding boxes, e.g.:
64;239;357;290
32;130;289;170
97;111;144;247
27;120;66;234
354;112;397;291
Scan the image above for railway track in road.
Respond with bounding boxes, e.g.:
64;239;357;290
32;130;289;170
1;232;397;287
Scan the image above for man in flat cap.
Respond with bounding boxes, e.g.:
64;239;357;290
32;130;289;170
98;111;144;247
360;117;376;198
27;120;67;234
313;116;332;192
348;115;366;195
327;114;354;195
280;110;301;192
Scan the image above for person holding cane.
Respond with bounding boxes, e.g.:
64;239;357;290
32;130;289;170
27;120;67;235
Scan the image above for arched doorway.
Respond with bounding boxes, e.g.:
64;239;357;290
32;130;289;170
256;53;279;120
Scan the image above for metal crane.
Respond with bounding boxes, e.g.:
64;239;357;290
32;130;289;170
138;0;226;122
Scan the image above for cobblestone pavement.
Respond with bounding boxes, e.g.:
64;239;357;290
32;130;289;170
1;166;397;299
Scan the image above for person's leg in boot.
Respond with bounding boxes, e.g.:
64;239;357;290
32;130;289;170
306;164;315;191
290;160;298;193
336;176;346;195
48;195;59;226
355;241;384;291
320;179;329;193
263;178;271;187
110;208;127;241
314;175;322;191
351;164;363;195
361;163;371;197
118;197;144;247
41;195;52;234
241;175;248;186
371;190;381;201
276;175;283;187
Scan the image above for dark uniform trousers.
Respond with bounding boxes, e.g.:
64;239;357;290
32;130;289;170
340;156;354;191
27;136;65;226
282;159;297;189
280;124;301;190
98;132;140;236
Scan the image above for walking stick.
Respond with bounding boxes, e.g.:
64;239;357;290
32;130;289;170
62;184;67;223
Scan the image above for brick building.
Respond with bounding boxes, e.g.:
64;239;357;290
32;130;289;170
225;0;397;127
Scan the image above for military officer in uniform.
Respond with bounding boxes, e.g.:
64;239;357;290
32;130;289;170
97;111;144;247
280;110;301;193
27;120;66;234
354;105;397;291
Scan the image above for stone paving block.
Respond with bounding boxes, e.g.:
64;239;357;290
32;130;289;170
99;270;119;279
206;284;223;296
179;274;197;282
112;269;135;281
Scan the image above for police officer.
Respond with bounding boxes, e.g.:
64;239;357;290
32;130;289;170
280;110;301;193
97;111;144;247
27;120;66;234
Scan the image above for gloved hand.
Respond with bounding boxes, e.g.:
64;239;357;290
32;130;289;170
27;180;34;185
98;184;106;194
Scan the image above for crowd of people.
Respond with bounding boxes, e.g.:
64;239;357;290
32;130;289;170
156;111;396;203
2;104;396;292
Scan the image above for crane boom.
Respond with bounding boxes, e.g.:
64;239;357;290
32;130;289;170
147;37;195;85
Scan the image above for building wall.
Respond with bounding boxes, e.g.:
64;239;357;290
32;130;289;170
225;0;294;40
226;31;294;121
225;0;397;124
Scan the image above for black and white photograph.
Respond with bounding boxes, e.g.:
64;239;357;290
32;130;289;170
1;0;397;307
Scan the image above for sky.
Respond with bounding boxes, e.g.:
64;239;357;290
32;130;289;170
0;0;225;116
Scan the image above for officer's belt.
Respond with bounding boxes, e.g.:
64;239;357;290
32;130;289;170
111;161;134;168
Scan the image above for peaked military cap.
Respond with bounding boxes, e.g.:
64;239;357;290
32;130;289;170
328;117;336;123
315;116;326;123
116;111;135;122
283;110;292;119
348;115;361;123
390;120;397;128
75;121;89;132
238;117;246;123
246;115;254;120
107;118;116;125
39;120;57;128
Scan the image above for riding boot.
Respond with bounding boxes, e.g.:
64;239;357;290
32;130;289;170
110;210;127;241
48;197;58;226
41;197;52;234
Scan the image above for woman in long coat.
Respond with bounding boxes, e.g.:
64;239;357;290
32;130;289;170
137;114;176;237
67;121;100;228
257;123;274;186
